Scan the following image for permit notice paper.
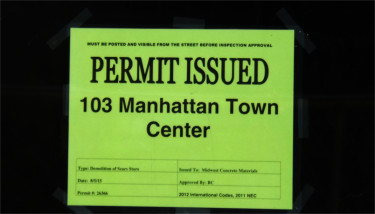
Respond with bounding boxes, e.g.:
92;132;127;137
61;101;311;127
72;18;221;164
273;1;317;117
68;28;294;209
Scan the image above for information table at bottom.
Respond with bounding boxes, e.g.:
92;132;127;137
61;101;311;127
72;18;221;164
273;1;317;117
76;159;281;200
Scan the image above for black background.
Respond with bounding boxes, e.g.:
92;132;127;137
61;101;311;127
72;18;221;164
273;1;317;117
1;1;374;213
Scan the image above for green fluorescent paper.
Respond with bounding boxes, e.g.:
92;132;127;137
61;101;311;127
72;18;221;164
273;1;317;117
68;28;294;209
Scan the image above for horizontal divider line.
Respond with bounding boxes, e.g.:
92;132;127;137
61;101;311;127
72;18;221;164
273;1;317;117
77;158;281;163
75;195;281;200
76;183;281;187
77;171;177;173
76;171;280;175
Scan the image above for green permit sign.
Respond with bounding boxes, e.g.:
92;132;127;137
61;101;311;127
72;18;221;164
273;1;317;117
68;28;294;209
